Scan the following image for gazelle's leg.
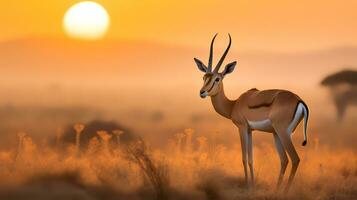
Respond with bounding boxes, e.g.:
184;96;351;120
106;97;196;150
274;125;300;192
273;133;288;188
247;131;254;185
238;126;249;185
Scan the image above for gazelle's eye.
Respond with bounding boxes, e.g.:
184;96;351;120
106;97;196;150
215;78;220;82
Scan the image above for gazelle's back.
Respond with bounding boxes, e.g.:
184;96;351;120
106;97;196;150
232;89;302;127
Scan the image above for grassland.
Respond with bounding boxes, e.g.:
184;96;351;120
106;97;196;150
0;126;355;200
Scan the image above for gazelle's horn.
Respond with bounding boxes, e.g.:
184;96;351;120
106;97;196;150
214;33;231;73
207;33;217;72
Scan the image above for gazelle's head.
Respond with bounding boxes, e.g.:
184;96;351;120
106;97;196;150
194;34;237;98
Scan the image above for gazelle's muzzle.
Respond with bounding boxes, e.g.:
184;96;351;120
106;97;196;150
200;90;208;98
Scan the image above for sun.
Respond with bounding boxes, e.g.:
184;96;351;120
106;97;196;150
63;1;110;40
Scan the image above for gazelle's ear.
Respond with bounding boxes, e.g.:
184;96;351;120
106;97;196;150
194;58;208;73
222;61;237;76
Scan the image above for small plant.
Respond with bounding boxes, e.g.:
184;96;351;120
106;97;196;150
15;132;27;163
197;136;208;153
184;128;194;153
126;140;168;200
22;135;36;154
97;130;112;155
112;130;124;146
87;136;100;155
174;132;185;153
73;123;85;155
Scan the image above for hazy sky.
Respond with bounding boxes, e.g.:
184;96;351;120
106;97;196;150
1;0;357;52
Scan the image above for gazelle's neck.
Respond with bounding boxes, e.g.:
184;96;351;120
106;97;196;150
210;83;235;119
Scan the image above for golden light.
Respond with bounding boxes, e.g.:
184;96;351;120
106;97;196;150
63;1;110;40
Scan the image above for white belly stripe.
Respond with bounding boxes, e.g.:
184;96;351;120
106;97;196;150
247;103;306;134
248;119;272;131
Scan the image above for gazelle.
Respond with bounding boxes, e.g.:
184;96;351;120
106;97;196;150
194;34;309;191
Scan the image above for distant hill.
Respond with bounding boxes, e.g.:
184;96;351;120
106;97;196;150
0;37;356;88
0;37;195;86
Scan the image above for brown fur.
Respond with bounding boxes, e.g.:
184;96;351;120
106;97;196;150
247;89;282;108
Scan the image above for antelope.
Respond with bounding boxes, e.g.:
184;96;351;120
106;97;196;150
194;34;310;191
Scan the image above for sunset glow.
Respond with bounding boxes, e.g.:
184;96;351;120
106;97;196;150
0;1;356;199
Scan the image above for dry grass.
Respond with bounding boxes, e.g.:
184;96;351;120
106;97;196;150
0;127;355;200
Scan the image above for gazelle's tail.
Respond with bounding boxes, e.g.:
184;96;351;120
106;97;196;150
299;101;309;146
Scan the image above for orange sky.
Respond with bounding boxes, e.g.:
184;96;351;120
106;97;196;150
1;0;357;52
